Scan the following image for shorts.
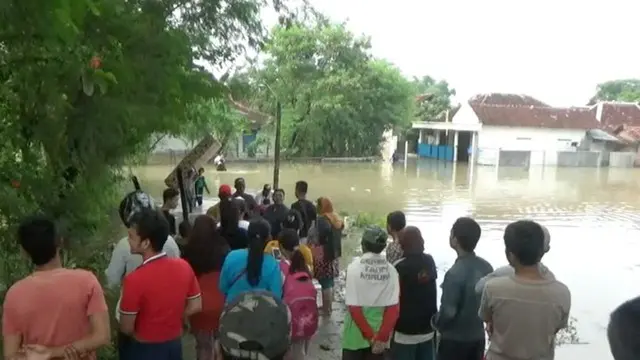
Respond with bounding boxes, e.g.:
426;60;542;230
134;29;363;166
318;277;334;289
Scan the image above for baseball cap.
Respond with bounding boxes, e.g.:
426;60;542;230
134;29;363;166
219;184;232;197
218;290;291;360
361;225;388;247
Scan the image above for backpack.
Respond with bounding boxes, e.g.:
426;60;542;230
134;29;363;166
282;271;319;340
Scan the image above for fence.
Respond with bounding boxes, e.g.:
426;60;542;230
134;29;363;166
478;149;636;168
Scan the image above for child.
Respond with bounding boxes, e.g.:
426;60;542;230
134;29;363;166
194;167;210;207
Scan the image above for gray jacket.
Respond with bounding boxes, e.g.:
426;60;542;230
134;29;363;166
434;253;493;341
105;235;180;288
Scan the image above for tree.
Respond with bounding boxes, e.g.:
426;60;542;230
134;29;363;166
589;79;640;104
413;75;457;122
182;98;249;147
0;0;289;356
241;21;415;157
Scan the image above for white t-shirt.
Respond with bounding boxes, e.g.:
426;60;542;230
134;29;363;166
345;252;399;307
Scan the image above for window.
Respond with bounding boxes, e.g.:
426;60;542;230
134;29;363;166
557;138;572;142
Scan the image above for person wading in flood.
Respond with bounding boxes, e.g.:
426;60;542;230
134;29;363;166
385;211;406;265
343;226;400;360
2;216;110;360
182;215;230;360
291;180;317;244
119;208;202;360
391;226;438;360
479;220;570;360
434;217;493;360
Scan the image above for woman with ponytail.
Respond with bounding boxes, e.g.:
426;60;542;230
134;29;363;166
219;219;283;303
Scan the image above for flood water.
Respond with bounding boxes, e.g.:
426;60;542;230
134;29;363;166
136;159;640;360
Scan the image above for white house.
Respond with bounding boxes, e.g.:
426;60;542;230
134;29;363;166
412;93;606;167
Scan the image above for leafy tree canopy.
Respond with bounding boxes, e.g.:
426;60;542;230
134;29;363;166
589;79;640;104
413;75;457;122
0;1;289;351
230;19;416;157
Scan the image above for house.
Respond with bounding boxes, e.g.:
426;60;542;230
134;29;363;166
225;98;272;159
412;93;640;167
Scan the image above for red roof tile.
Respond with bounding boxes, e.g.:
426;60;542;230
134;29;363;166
614;125;640;143
470;104;599;129
592;102;640;127
469;93;551;107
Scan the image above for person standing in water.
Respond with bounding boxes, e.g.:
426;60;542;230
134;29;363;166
194;167;210;207
479;220;570;360
434;217;493;360
385;211;406;265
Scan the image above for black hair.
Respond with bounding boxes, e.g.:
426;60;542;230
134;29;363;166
295;181;308;194
451;217;481;252
608;296;640;360
18;215;59;266
503;220;544;266
247;219;271;286
163;187;179;203
274;188;285;196
183;215;229;276
198;167;205;173
386;211;406;232
219;198;240;240
234;177;245;191
233;197;248;216
281;209;301;232
128;209;169;252
279;228;308;275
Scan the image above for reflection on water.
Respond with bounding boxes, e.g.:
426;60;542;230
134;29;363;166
135;159;640;360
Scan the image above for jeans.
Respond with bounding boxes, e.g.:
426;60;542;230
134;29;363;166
391;339;435;360
124;337;182;360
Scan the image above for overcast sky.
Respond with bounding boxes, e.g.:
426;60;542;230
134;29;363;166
257;0;640;107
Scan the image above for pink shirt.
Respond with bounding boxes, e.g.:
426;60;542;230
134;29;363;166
2;268;107;359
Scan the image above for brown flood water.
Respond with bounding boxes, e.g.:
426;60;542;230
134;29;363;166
135;159;640;360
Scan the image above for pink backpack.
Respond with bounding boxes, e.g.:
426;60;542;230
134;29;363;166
283;271;319;340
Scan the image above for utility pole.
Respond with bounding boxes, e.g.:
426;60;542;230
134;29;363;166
272;100;282;189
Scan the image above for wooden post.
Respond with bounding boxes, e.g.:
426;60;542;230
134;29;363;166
404;140;409;163
273;101;282;189
176;167;190;223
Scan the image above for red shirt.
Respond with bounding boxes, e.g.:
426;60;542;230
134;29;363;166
120;253;201;342
189;271;225;331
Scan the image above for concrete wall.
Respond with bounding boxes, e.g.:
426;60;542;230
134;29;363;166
610;152;636;168
477;126;586;166
556;151;601;167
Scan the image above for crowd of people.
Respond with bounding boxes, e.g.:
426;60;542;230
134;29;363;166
2;173;639;360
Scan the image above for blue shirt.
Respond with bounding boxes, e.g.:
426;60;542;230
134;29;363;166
219;249;283;303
